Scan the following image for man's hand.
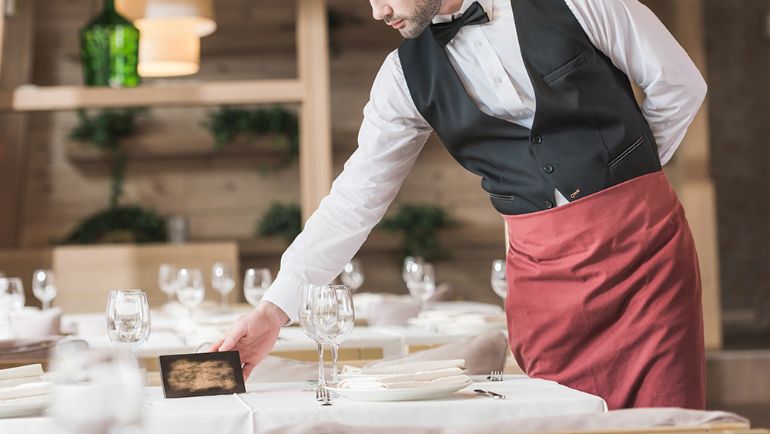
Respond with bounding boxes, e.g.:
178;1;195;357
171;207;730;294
209;300;289;379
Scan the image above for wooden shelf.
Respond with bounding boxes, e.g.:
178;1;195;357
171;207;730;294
0;79;304;112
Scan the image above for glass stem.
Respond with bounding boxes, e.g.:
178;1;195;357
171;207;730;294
220;292;227;310
331;344;340;385
317;342;326;388
42;300;50;310
167;292;173;303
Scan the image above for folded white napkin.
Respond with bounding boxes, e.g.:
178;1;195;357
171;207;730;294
355;359;465;375
0;377;41;388
338;374;471;390
0;381;52;400
0;364;44;381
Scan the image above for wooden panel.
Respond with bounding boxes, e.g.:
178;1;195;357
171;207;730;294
296;0;333;220
0;79;305;112
52;242;239;313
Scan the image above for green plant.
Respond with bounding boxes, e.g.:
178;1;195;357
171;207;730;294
69;107;147;208
203;106;299;170
379;204;450;262
257;202;302;243
62;205;166;244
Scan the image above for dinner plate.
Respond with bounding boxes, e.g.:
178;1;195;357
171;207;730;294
326;379;472;402
0;395;50;419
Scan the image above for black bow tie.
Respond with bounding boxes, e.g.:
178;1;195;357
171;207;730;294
430;1;490;46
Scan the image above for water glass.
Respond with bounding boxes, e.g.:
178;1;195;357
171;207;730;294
327;285;354;384
32;269;57;310
491;259;508;299
176;268;205;317
158;263;178;304
211;262;235;311
244;268;272;307
51;345;144;434
406;262;436;309
340;260;364;293
0;277;25;337
106;290;151;352
299;284;326;395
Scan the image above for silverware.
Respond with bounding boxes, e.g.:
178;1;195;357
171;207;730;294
486;371;504;382
474;388;506;400
318;386;332;406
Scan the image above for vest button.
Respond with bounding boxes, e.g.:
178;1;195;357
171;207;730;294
543;164;554;174
531;135;542;144
545;201;554;209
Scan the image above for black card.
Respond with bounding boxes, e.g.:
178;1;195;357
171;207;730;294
159;351;246;399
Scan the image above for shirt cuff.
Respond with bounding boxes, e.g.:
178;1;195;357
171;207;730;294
261;273;304;324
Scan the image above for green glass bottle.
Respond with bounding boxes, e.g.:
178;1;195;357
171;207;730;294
79;0;141;88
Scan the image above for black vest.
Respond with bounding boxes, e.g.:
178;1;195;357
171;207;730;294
398;0;662;215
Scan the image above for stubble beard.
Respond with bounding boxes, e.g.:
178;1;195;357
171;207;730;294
396;0;442;39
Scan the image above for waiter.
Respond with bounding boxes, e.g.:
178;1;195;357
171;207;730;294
212;0;707;409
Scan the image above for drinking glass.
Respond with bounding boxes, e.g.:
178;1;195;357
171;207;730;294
211;262;235;311
244;268;272;307
340;260;364;293
176;268;205;318
299;284;326;397
402;256;421;285
106;290;151;352
0;277;25;337
158;263;178;304
328;285;354;384
491;259;508;299
406;262;436;310
51;345;144;434
32;269;57;310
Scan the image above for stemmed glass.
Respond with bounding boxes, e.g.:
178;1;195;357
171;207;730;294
340;260;364;293
175;268;205;318
326;286;354;384
491;260;508;300
32;269;57;310
244;268;272;307
158;263;178;304
106;290;151;353
211;262;235;311
0;277;25;337
299;284;326;397
405;261;436;310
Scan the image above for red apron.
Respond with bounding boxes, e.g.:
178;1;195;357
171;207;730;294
503;171;705;410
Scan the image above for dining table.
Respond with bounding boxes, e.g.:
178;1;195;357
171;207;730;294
0;375;608;434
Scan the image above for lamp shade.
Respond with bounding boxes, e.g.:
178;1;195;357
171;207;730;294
116;0;216;37
137;23;200;77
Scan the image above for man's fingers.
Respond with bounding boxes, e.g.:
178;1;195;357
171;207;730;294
208;338;224;352
242;362;255;380
219;324;244;352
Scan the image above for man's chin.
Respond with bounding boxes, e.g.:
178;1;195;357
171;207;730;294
398;23;429;39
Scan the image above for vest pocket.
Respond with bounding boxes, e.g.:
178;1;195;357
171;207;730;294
608;136;645;169
489;192;516;201
543;52;586;84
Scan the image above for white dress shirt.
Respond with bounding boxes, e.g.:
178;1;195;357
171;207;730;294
263;0;707;322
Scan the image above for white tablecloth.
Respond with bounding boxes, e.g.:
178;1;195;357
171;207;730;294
0;376;606;433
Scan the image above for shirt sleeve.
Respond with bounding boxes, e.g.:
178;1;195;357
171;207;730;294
564;0;708;165
261;50;433;322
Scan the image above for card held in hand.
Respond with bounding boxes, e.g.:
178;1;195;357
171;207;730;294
159;351;246;399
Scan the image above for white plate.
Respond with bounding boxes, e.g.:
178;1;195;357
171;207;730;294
327;379;472;402
0;395;50;419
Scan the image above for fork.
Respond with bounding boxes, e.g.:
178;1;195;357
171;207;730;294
318;386;332;406
486;370;504;382
474;388;506;400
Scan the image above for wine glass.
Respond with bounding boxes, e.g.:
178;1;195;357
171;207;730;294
244;268;272;307
340;260;364;293
51;345;144;434
406;262;436;310
106;290;151;353
327;285;354;384
158;263;178;304
491;259;508;300
402;256;421;285
0;277;25;337
176;268;205;318
32;269;57;310
211;262;235;311
299;284;326;398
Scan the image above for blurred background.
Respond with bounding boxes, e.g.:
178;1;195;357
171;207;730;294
0;0;768;422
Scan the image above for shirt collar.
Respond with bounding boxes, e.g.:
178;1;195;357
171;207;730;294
432;0;495;24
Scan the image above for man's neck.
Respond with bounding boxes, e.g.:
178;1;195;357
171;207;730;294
439;0;465;16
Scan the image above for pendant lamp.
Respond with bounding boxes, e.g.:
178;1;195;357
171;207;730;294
116;0;216;36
